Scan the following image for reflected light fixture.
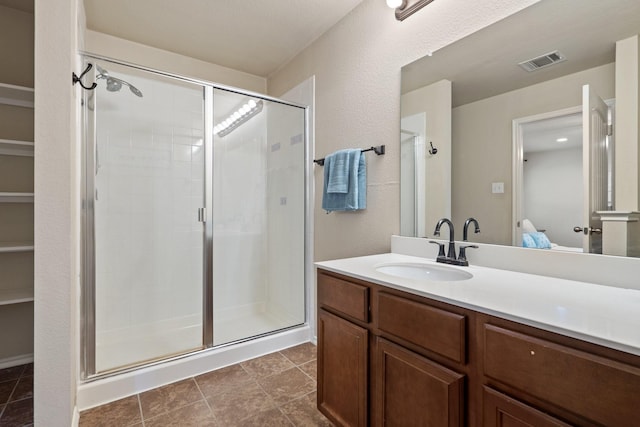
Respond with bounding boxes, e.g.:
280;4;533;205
214;99;264;137
388;0;436;21
556;137;568;143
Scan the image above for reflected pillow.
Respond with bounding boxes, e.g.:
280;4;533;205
522;233;537;248
529;231;552;249
522;219;537;234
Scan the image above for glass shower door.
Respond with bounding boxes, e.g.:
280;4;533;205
211;88;306;345
88;60;206;373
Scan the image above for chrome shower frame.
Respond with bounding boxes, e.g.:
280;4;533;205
80;52;311;381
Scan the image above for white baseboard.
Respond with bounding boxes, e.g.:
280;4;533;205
72;406;80;427
0;353;33;369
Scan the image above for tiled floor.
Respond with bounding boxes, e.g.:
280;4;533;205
80;343;332;426
0;362;33;427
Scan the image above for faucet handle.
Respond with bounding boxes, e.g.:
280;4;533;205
428;240;446;258
457;244;478;263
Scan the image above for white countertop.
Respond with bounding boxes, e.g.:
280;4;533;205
316;253;640;356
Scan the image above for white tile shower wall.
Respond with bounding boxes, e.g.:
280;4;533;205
265;100;306;326
94;70;205;371
212;92;269;335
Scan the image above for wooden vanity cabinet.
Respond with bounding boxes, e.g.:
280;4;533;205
479;317;640;426
318;309;368;426
317;271;371;426
376;337;464;426
482;387;571;427
317;268;640;426
317;269;469;426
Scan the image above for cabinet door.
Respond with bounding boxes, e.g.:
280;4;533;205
318;309;368;427
483;324;640;426
483;387;571;427
375;338;464;426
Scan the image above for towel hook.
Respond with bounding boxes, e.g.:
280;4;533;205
428;141;438;155
72;63;98;91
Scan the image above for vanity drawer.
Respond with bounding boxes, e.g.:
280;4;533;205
377;292;466;363
483;324;640;426
318;271;369;322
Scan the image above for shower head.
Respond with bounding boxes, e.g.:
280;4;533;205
96;64;144;98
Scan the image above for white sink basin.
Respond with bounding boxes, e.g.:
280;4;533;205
376;262;473;282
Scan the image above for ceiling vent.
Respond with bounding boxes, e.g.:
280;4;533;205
518;51;566;72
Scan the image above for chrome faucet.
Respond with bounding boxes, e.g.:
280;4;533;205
463;217;480;241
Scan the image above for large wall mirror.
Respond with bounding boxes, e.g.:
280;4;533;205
400;0;640;257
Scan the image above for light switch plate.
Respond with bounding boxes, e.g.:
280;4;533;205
492;182;504;194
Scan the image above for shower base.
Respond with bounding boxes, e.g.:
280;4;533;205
80;323;311;411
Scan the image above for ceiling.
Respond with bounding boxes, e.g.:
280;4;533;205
522;113;582;154
84;0;363;78
401;0;640;107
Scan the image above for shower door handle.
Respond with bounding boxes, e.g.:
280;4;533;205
198;207;206;223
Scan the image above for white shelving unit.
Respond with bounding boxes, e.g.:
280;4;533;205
0;242;35;305
0;82;34;108
0;138;34;157
0;241;34;252
0;192;35;203
0;2;35;369
0;289;34;306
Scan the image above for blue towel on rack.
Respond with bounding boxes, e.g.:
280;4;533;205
326;150;351;193
322;149;367;212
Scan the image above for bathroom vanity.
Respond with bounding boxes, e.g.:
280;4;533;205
316;253;640;426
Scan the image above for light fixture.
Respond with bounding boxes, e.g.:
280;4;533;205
386;0;406;8
214;99;263;137
389;0;436;21
556;137;568;143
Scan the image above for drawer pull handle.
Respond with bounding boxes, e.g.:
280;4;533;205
530;350;535;356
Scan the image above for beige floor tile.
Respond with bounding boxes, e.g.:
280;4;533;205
79;395;141;427
298;360;317;381
0;366;24;383
241;352;295;378
0;397;33;426
258;367;316;406
11;375;33;401
139;378;203;420
208;380;276;425
227;408;293;427
0;379;17;405
144;400;217;427
195;364;252;398
280;392;333;426
280;343;317;366
77;346;328;426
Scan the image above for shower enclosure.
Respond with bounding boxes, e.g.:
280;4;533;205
82;57;308;377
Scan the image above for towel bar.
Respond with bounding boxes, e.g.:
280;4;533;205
313;145;385;166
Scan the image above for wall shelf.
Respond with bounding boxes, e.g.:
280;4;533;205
0;139;34;157
0;192;34;203
0;242;34;253
0;82;34;108
0;289;34;306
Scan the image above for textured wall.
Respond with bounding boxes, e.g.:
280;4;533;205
268;0;539;261
85;30;267;94
34;0;82;424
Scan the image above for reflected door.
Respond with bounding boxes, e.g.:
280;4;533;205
580;84;609;253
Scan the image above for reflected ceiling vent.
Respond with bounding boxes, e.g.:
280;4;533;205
518;51;566;72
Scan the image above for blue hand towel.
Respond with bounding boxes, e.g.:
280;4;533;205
322;149;367;212
327;150;351;193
